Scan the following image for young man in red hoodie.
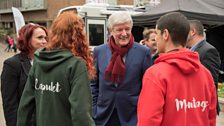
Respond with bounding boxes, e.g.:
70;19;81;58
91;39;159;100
137;12;217;126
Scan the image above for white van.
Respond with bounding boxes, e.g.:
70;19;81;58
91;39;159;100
58;3;143;51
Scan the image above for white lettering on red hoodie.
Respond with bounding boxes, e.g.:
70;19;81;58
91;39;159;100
137;48;217;126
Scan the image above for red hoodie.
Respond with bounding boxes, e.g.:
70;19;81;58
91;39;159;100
137;48;217;126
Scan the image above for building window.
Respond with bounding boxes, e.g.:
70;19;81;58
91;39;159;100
0;0;22;9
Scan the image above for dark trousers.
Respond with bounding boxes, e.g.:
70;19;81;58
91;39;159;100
106;109;121;126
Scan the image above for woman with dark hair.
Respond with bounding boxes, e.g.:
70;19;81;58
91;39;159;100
17;11;95;126
1;23;48;126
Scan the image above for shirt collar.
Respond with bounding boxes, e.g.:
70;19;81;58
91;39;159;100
190;39;205;51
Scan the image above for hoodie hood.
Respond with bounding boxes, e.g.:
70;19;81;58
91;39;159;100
34;48;74;71
155;48;200;74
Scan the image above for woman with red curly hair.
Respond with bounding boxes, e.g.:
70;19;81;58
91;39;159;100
17;11;95;126
1;23;48;126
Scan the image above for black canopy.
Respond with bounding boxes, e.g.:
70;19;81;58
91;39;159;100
132;0;224;28
131;0;224;66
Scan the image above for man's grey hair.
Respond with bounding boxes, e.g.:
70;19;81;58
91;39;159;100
107;11;133;30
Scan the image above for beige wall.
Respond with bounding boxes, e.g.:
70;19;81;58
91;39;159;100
117;0;133;5
47;0;85;20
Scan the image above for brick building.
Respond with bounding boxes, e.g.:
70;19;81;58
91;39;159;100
0;0;138;31
0;0;86;29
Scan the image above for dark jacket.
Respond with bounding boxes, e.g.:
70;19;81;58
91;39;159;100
91;42;152;126
193;39;221;114
194;40;221;85
1;53;31;126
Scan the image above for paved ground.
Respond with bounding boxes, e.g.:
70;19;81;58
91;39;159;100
0;42;16;126
0;42;223;125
